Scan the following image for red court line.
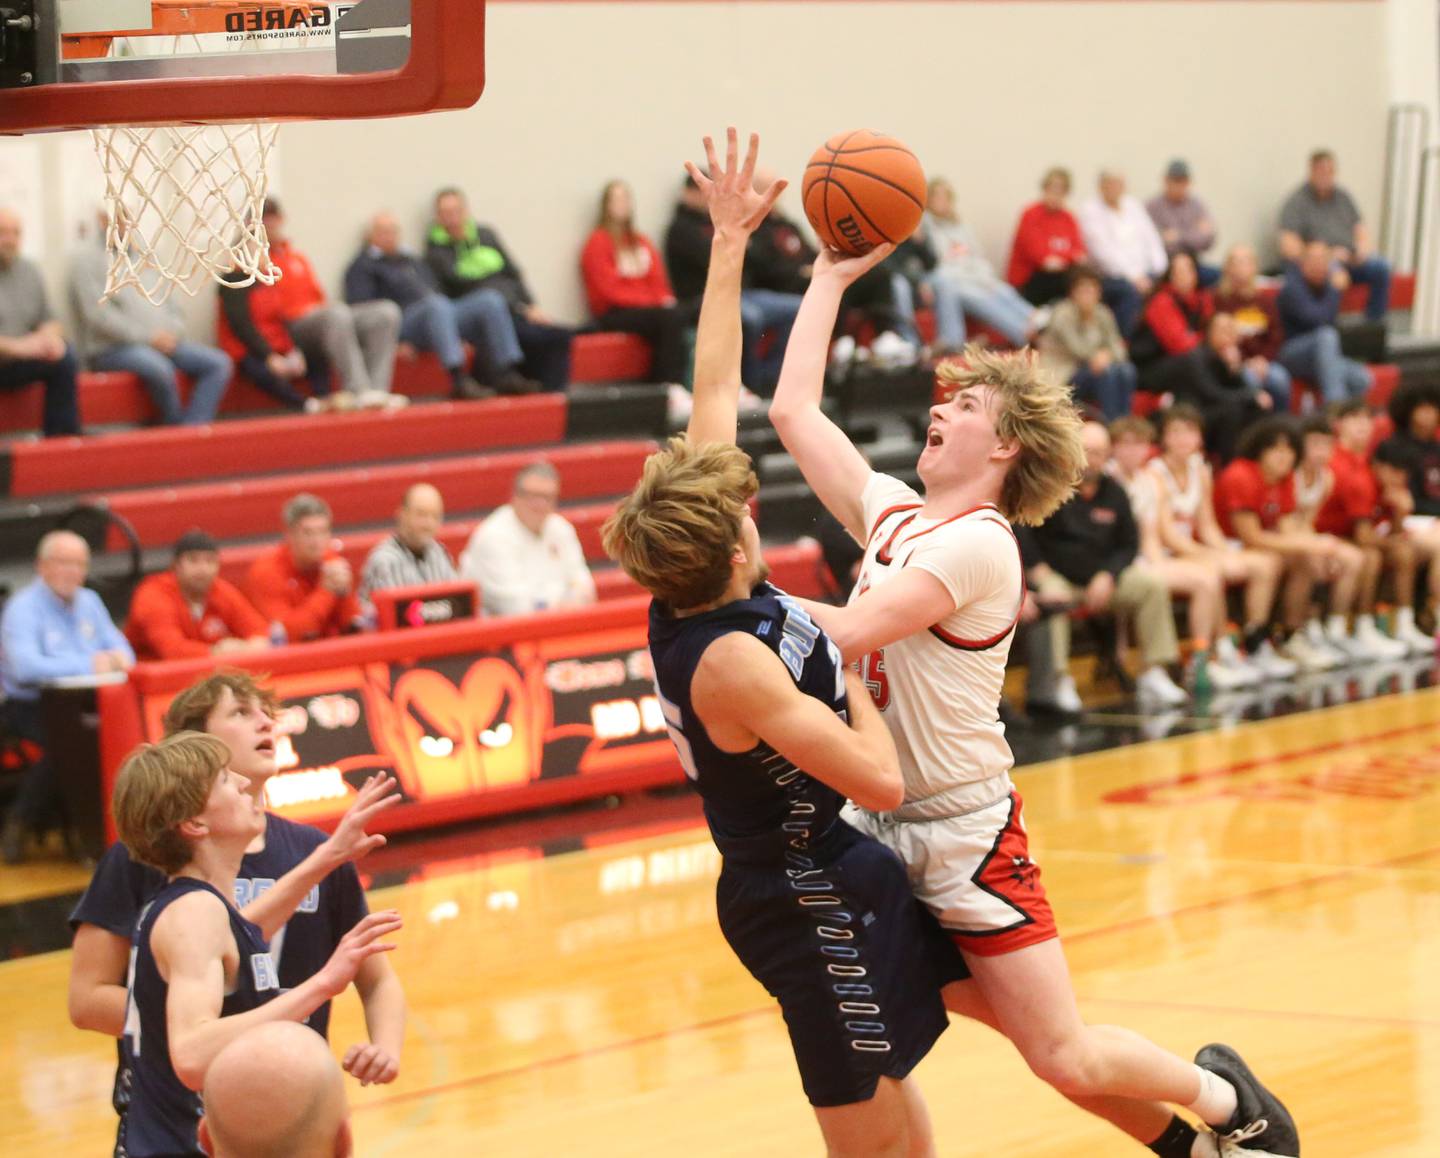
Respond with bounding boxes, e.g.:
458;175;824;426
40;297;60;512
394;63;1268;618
355;840;1440;1114
1085;995;1440;1031
353;1006;778;1112
1099;716;1440;804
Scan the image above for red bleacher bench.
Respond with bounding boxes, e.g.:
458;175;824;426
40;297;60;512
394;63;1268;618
1;332;661;437
1341;272;1415;315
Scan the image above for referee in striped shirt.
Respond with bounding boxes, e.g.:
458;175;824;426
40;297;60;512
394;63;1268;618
359;483;458;604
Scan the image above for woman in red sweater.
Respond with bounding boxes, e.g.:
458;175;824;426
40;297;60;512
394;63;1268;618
1131;252;1214;390
580;181;688;385
1006;166;1086;306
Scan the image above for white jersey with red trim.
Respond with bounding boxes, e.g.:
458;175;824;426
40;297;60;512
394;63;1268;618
852;472;1022;819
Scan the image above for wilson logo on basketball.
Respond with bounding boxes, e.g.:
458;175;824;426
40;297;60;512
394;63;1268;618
835;215;872;254
224;6;333;33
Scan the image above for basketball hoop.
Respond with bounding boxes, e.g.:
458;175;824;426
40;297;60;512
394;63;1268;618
91;121;280;305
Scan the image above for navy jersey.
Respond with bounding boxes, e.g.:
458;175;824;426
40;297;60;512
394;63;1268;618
120;878;279;1158
649;582;850;861
70;815;369;1151
70;814;368;1039
650;583;960;1106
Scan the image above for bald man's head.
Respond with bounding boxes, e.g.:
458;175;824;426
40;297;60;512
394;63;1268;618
368;211;401;255
37;530;90;601
0;208;21;267
396;482;444;552
199;1023;351;1158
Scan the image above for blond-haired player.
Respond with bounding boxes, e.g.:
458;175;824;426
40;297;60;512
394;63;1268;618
769;242;1298;1157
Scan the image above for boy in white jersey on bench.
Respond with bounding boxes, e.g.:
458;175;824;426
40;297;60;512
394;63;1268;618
769;242;1300;1157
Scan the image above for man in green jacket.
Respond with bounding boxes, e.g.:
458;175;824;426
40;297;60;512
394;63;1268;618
425;187;572;392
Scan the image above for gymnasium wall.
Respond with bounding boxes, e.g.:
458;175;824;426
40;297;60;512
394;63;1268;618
3;1;1393;337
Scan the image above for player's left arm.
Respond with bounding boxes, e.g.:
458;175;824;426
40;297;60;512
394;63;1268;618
345;954;407;1086
686;128;786;448
239;775;400;941
793;569;956;664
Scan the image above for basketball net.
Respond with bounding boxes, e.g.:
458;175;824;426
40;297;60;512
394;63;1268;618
90;121;281;305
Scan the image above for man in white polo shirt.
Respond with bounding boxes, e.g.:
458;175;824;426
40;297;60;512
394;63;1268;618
459;462;597;617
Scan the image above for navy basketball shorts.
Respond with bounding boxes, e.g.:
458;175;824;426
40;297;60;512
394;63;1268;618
715;824;967;1107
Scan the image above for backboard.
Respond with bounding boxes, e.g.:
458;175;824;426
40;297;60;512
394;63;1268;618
0;1;485;132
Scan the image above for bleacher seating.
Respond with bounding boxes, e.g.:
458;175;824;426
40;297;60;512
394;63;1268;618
90;440;656;551
0;332;656;438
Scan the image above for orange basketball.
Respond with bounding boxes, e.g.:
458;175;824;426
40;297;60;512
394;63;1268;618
802;130;927;256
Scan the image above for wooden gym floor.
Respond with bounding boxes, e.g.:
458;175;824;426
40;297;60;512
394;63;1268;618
3;677;1439;1155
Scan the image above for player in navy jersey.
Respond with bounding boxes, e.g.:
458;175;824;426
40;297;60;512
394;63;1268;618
111;732;400;1158
603;129;963;1155
69;671;405;1149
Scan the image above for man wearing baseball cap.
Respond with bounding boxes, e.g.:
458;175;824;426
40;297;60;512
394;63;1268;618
1146;159;1220;286
125;530;270;661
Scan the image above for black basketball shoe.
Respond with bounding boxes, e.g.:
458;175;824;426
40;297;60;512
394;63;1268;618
1195;1043;1299;1156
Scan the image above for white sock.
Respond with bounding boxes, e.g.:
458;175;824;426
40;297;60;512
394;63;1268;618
1397;606;1416;632
1186;1064;1239;1127
1356;613;1375;631
1326;613;1348;639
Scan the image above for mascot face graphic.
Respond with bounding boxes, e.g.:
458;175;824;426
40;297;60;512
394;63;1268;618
368;656;544;799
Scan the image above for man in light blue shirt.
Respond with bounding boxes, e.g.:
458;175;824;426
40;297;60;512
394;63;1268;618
2;530;133;863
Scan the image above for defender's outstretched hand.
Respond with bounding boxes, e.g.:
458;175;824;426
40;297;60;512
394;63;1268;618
686;128;787;239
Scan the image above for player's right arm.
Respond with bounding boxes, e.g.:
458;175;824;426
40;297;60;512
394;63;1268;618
159;892;402;1091
68;925;131;1036
769;245;894;540
691;632;902;811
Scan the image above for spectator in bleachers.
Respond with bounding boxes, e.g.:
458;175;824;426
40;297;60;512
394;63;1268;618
581;181;689;386
1077;168;1168;338
921;177;1039;351
1036;265;1136;421
261;198;404;410
0;208;81;437
426;187;573;393
1;530;133;863
243;493;363;642
124;530;269;661
1129;252;1214;390
1018;420;1189;709
68;211;234;426
218;274;333;413
1213;244;1292;412
665;173;801;392
1278;149;1390;323
1301;411;1416;657
1373;438;1440;648
1212;417;1368;669
1144;160;1219;286
1006;166;1086;307
359;483;459;603
1276;240;1372;406
342;212;508;400
883;230;937;352
1107;416;1255;690
747;172;904;362
1148;313;1271;462
1377;383;1440;632
1149;406;1293;679
459;462;596;618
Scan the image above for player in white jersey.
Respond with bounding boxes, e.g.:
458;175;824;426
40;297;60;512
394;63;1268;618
769;243;1299;1158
